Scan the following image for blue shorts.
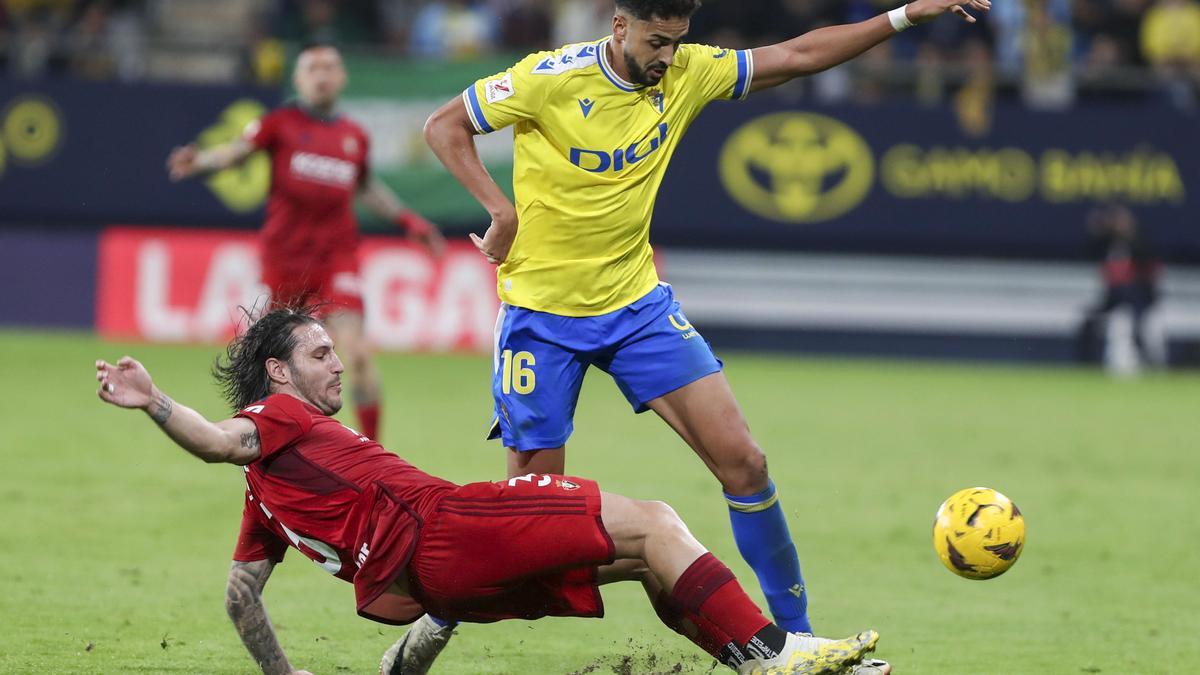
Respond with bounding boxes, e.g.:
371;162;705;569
488;284;723;451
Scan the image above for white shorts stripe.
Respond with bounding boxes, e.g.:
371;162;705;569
493;303;509;373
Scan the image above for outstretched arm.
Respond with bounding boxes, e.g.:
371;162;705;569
749;0;991;92
357;176;447;257
423;98;517;265
226;559;307;675
95;356;261;465
167;138;256;181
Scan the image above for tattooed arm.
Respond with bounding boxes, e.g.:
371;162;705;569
96;356;262;465
226;559;304;675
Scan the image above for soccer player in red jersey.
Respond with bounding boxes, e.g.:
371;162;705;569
166;42;444;442
95;307;883;675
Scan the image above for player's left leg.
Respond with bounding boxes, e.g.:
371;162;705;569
601;286;812;633
324;310;383;440
600;492;878;673
645;373;812;634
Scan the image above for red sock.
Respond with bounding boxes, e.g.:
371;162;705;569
669;553;773;648
357;402;380;440
654;590;735;657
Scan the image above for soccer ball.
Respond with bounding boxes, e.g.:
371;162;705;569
932;487;1025;580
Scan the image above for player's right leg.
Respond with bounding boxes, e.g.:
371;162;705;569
486;303;589;477
507;444;565;477
600;492;879;673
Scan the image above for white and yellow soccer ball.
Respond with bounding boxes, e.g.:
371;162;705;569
932;487;1025;580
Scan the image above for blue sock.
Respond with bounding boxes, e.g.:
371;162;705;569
725;480;812;633
428;615;457;629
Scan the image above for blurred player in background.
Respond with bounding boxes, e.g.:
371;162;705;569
1076;204;1166;370
424;0;988;659
166;42;445;442
94;307;884;675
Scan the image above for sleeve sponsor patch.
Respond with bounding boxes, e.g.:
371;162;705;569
485;73;516;104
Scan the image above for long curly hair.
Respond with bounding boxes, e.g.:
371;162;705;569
212;306;321;411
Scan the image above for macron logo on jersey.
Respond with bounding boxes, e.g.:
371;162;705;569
290;152;357;187
578;98;596;118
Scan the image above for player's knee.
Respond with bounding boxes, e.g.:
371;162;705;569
641;499;687;537
715;443;769;495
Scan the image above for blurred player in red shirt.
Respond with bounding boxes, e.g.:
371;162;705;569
166;42;444;442
94;307;883;675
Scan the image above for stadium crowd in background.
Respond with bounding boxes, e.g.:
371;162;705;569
2;0;1199;107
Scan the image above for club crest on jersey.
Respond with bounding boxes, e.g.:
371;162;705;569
647;89;664;113
485;73;515;104
343;135;359;155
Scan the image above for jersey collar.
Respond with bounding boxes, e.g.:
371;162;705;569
293;100;341;123
598;38;644;93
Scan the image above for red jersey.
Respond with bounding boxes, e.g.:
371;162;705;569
243;105;370;274
232;393;456;622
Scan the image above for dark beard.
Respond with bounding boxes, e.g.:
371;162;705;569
623;51;666;87
292;369;342;415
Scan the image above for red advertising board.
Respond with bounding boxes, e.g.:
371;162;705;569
96;227;500;351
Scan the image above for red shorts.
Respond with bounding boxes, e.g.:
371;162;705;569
408;475;615;623
262;253;364;316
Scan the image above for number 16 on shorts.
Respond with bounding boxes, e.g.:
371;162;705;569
500;349;536;395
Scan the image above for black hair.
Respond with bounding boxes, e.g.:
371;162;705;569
212;306;322;411
615;0;701;21
299;39;339;54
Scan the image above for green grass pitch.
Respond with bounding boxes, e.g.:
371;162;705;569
2;330;1197;674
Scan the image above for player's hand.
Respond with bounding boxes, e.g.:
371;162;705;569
96;357;155;410
416;226;447;258
167;144;200;181
398;211;447;258
905;0;991;24
470;210;517;265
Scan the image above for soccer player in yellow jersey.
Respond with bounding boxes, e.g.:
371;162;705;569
417;0;989;671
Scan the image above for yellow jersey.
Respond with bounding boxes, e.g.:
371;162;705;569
464;38;753;316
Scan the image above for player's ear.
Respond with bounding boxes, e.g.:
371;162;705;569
265;357;290;387
612;12;627;41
